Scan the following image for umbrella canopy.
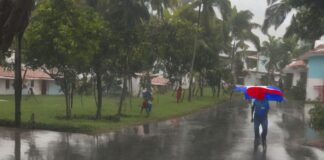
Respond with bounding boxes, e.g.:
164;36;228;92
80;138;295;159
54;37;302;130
234;85;284;102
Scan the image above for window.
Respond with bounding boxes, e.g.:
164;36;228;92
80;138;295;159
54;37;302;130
5;79;9;89
31;80;34;87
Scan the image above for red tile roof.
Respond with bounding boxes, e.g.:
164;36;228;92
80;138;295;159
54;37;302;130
316;44;324;49
287;60;306;68
151;76;169;86
0;67;52;80
300;45;324;59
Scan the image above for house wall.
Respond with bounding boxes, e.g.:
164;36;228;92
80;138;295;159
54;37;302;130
0;79;62;95
244;73;261;86
306;78;324;101
0;79;14;95
257;55;268;73
308;57;324;79
47;80;63;95
130;77;140;96
292;72;301;87
306;57;324;101
33;80;42;95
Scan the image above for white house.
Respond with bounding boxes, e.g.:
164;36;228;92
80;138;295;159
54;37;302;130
0;67;62;95
282;60;307;89
242;51;280;85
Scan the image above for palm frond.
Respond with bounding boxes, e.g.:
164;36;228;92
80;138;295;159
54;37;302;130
212;0;231;20
0;0;33;52
262;1;292;33
267;0;279;5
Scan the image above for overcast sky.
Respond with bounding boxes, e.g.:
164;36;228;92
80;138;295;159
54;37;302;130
230;0;293;43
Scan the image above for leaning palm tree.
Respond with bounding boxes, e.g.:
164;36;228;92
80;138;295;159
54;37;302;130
262;0;324;36
0;0;33;127
0;0;33;52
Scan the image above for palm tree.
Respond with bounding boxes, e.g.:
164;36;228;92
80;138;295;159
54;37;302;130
107;0;150;116
0;0;33;127
262;0;293;33
262;0;324;41
261;36;286;85
187;0;231;101
262;35;311;85
227;7;260;85
148;0;179;19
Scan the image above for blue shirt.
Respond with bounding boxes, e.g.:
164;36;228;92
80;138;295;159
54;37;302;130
253;100;270;120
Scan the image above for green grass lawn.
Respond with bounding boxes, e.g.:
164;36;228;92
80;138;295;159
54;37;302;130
0;89;228;134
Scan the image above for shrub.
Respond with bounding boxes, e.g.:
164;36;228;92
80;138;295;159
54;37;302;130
290;80;306;100
309;104;324;130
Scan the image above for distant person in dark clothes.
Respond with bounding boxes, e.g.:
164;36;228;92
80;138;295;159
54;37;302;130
142;89;153;116
28;87;34;95
278;78;284;92
176;86;182;103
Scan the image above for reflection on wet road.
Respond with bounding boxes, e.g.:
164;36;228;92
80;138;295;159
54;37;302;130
0;100;324;160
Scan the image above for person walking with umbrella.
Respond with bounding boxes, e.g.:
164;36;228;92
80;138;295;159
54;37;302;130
234;86;284;150
247;87;280;150
251;96;270;150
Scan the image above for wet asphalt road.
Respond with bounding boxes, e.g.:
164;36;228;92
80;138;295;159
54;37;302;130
0;100;324;160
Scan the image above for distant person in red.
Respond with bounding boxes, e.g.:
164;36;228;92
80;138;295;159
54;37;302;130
176;86;182;103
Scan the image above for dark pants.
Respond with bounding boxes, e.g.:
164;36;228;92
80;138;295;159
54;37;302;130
146;103;152;113
254;117;268;144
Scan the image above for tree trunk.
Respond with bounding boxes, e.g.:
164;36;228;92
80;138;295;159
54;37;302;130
70;82;74;109
231;41;237;85
14;131;21;160
118;76;128;116
267;66;273;85
188;1;202;101
64;80;70;119
217;74;221;97
95;71;102;119
128;76;133;111
212;86;215;97
199;73;204;97
14;34;22;127
93;73;98;106
63;76;72;119
64;85;69;118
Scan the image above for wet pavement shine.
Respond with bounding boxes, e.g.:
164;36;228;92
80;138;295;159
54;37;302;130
0;100;324;160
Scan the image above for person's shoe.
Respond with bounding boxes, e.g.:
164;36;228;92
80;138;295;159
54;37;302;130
262;139;267;150
254;138;260;146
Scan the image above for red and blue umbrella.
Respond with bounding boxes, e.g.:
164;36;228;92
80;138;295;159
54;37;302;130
234;85;284;102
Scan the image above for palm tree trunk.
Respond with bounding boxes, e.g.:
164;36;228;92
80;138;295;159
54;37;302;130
188;1;202;101
14;34;22;127
231;41;237;85
128;76;133;111
217;73;222;97
95;70;102;119
70;82;74;109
